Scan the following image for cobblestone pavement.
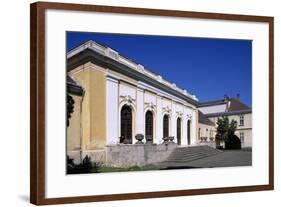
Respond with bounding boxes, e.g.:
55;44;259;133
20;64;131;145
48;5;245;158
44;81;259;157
159;149;252;169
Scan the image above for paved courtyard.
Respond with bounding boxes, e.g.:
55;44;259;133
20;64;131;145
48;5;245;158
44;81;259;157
184;149;252;168
159;149;252;169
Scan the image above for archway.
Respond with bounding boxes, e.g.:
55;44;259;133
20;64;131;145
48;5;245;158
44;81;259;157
177;118;181;145
120;105;132;144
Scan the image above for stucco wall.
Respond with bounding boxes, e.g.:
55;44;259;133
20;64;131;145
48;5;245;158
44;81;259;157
208;113;252;147
235;129;252;147
105;143;177;167
106;68;198;147
67;94;82;151
198;122;216;142
68;62;198;155
69;62;107;150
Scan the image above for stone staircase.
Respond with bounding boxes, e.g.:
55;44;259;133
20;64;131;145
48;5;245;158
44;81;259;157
157;145;222;168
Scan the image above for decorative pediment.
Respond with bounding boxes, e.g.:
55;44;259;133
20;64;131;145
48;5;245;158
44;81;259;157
119;95;136;109
125;95;133;103
145;102;156;111
176;111;183;118
120;95;135;102
162;106;171;114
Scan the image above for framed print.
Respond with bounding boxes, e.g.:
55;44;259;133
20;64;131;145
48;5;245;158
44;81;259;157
30;1;274;205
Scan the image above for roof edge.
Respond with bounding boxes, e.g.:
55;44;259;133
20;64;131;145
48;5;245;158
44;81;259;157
67;40;198;102
205;109;252;117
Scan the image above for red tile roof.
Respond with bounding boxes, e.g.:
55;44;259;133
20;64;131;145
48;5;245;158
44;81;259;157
228;98;250;112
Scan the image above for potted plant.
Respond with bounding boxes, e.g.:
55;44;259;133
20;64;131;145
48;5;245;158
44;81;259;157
168;136;175;143
162;136;169;144
135;134;144;144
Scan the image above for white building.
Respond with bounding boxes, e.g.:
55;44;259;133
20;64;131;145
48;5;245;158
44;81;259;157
198;95;252;148
66;40;252;164
67;40;199;162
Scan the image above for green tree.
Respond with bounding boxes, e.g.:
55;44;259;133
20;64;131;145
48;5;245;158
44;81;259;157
67;94;75;127
215;116;237;142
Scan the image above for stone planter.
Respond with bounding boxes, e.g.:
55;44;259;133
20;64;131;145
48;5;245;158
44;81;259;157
135;134;144;144
162;137;169;144
168;136;175;143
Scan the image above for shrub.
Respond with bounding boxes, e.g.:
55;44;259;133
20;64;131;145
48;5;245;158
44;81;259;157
67;155;100;174
225;134;241;150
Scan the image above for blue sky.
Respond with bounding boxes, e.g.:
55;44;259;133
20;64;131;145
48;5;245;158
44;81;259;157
67;32;252;107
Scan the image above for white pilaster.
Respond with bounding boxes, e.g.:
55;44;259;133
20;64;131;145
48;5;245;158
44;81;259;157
155;95;163;144
106;76;119;145
191;110;197;145
182;111;188;146
171;101;176;139
136;88;144;135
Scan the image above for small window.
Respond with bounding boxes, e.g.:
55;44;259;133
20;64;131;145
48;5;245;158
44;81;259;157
239;115;244;126
240;132;244;144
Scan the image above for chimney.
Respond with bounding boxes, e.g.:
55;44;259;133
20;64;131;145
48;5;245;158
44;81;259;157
224;94;229;102
236;93;240;101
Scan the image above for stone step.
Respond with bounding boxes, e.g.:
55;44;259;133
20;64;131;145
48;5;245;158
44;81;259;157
175;146;216;151
169;148;219;155
158;145;221;167
167;150;219;158
169;148;217;154
173;149;215;154
167;152;219;160
165;152;220;162
169;150;217;156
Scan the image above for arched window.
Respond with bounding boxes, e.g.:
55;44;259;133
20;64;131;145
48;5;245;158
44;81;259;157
145;111;153;139
177;118;181;145
120;105;132;144
187;120;191;145
163;114;169;138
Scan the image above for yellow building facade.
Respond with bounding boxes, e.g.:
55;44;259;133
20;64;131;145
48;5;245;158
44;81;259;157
66;41;252;164
67;41;199;163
